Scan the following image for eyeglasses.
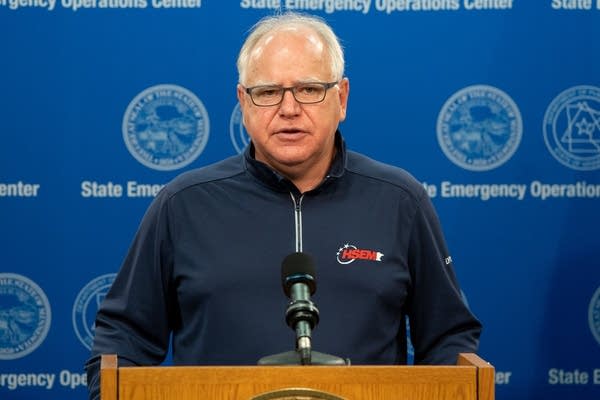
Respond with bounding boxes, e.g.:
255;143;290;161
244;81;339;107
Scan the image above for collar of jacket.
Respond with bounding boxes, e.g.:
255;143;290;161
243;130;347;194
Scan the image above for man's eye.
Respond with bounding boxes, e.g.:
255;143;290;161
297;85;317;94
255;88;280;97
298;85;325;96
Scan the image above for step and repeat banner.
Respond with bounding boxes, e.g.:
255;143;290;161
1;2;599;399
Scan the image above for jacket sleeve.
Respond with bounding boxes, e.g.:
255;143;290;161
406;190;482;365
85;189;176;399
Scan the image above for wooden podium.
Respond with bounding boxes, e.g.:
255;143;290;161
101;353;494;400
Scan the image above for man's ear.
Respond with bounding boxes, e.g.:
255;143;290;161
237;84;246;106
338;78;350;122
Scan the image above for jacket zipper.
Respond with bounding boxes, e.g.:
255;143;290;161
290;193;304;252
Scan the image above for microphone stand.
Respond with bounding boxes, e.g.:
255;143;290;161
258;285;349;366
259;252;350;366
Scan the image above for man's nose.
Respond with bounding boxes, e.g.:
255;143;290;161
279;89;302;115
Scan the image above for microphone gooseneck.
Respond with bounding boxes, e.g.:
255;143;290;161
281;252;320;365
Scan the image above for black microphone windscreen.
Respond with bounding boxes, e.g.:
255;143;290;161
281;252;317;296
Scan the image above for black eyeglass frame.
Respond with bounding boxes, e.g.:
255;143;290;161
243;81;340;107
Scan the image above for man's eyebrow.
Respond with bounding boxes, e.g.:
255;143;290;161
248;78;324;87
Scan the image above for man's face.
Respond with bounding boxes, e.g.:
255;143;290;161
237;28;349;177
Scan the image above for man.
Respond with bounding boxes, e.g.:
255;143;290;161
86;12;481;399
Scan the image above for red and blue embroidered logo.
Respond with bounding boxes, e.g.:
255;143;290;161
336;243;384;265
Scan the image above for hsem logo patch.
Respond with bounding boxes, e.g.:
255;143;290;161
336;244;384;265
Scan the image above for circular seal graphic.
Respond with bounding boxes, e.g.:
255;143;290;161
588;285;600;346
229;103;250;154
437;85;523;171
0;273;52;360
251;388;346;400
122;84;210;171
72;273;116;350
543;85;600;171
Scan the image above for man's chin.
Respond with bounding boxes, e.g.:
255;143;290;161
273;157;308;169
261;153;311;173
255;145;324;172
266;148;311;165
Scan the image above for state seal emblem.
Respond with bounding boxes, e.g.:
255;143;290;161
251;388;346;399
122;84;210;171
0;273;51;360
230;103;250;154
589;285;600;347
72;273;116;350
437;85;522;171
543;85;600;171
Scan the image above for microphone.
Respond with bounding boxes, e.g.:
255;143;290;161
281;252;320;365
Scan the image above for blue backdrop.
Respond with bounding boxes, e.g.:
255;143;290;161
1;2;600;399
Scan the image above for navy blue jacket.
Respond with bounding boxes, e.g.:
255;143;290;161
86;135;481;399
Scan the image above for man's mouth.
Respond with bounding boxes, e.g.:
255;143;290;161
277;128;303;134
274;129;307;139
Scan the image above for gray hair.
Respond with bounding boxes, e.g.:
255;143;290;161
237;12;345;85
